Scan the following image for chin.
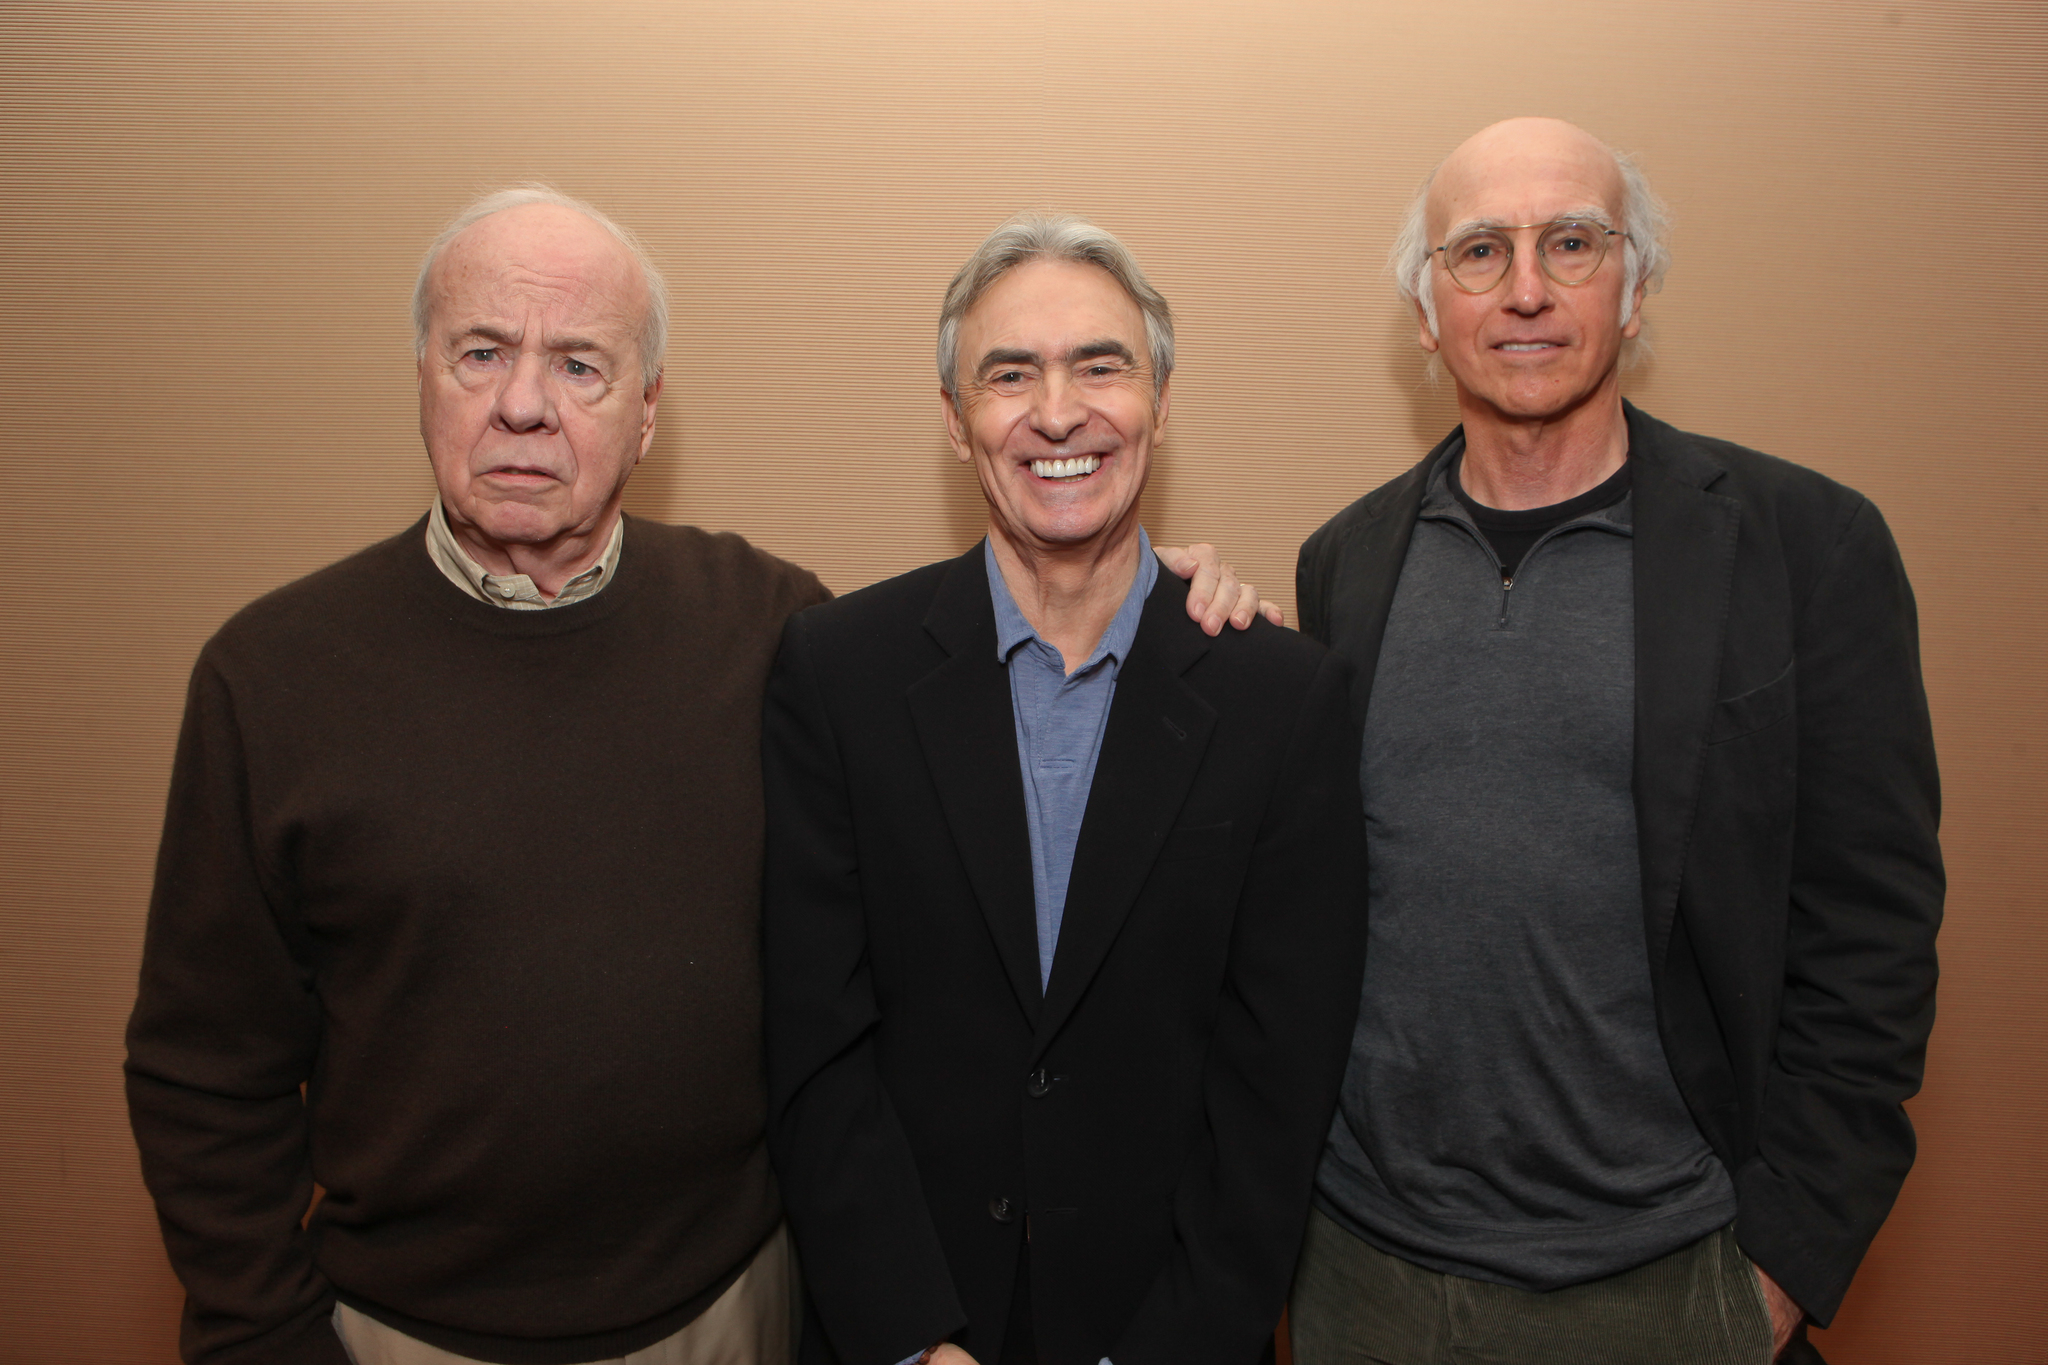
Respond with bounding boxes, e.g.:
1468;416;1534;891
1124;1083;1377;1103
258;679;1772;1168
475;512;573;546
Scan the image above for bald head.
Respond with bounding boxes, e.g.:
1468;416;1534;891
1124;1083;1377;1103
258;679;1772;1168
423;204;653;387
1389;117;1669;347
1428;118;1626;245
413;186;668;389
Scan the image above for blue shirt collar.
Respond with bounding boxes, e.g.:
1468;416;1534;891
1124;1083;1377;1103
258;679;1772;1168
985;527;1157;671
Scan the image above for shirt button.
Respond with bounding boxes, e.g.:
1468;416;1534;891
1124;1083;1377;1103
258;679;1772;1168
1027;1068;1053;1098
989;1196;1015;1224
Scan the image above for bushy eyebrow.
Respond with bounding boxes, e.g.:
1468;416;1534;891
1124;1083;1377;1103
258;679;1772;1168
452;324;615;357
974;339;1137;375
976;347;1041;374
1068;339;1136;365
1449;209;1616;236
453;324;520;350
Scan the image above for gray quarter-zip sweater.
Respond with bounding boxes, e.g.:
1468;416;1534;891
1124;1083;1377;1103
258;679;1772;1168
1313;441;1736;1289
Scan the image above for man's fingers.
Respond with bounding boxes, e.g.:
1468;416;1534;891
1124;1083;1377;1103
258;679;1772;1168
1228;584;1259;630
1158;542;1230;635
1224;583;1285;632
1156;543;1277;634
1752;1264;1802;1358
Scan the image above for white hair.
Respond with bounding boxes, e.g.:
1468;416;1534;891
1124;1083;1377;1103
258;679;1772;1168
411;183;668;389
937;211;1174;404
1388;136;1671;372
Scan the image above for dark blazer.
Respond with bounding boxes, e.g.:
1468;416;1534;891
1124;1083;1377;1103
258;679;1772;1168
1295;402;1942;1326
763;546;1368;1365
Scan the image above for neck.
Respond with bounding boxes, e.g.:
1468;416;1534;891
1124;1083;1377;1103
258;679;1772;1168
1455;377;1628;511
447;505;621;600
988;518;1143;675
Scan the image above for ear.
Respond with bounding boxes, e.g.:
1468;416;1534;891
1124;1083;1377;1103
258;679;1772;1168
1414;298;1440;355
941;387;973;463
1621;282;1647;340
1153;377;1172;433
637;372;663;461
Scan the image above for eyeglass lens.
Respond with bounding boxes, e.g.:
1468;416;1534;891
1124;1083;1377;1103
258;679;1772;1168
1443;222;1611;290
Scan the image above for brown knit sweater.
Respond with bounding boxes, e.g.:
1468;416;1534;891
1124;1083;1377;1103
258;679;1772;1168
125;516;828;1365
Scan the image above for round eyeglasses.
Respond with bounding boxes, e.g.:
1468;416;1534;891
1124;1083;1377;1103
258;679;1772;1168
1430;220;1627;293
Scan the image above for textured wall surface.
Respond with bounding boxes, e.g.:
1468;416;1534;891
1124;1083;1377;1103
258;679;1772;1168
2;2;2043;1361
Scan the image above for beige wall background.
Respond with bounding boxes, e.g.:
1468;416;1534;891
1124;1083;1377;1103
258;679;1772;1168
2;2;2043;1360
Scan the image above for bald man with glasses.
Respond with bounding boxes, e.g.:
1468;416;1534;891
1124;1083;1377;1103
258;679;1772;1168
1289;118;1942;1364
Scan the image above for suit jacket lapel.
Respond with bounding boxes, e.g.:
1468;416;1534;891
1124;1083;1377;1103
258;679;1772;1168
1322;442;1439;719
1034;575;1216;1056
1627;403;1740;972
907;545;1043;1027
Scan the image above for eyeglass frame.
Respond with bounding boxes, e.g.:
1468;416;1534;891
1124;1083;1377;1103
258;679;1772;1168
1427;219;1630;294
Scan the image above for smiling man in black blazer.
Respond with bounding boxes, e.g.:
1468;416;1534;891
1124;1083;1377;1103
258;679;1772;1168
762;213;1368;1365
1290;119;1943;1365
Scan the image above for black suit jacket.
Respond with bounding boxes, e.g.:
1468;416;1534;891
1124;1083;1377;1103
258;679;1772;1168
763;545;1368;1365
1295;402;1942;1325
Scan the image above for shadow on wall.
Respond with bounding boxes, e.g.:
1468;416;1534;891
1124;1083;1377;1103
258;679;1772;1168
621;416;684;524
1387;301;1461;450
936;420;987;552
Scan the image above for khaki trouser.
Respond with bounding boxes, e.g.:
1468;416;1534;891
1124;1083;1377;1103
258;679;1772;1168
335;1222;797;1365
1289;1209;1773;1365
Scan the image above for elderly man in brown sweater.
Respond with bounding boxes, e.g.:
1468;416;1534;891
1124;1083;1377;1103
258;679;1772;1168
124;188;1266;1365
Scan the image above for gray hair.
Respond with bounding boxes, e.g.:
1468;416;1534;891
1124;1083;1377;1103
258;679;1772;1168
412;183;669;390
1389;137;1671;368
937;211;1174;404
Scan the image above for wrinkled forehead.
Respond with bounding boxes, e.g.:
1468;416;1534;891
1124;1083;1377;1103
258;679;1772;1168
1427;131;1626;239
430;206;647;333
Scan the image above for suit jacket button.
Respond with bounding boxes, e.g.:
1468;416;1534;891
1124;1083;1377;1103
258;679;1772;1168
1027;1068;1052;1098
989;1196;1015;1224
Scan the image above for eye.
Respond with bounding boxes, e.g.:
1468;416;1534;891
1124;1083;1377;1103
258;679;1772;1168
464;347;499;364
1448;233;1505;265
563;358;596;377
988;369;1031;389
1081;362;1123;378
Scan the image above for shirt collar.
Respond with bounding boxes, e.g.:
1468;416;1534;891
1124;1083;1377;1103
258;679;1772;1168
985;526;1157;671
1420;438;1635;533
424;500;626;610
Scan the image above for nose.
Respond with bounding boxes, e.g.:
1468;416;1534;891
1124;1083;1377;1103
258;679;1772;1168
492;351;558;433
1501;239;1555;316
1028;367;1088;442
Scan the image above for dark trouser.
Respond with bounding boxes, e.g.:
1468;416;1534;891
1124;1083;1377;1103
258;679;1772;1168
1289;1209;1774;1365
1001;1247;1277;1365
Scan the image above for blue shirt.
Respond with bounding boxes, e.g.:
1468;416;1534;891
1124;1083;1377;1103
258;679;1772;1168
985;531;1158;992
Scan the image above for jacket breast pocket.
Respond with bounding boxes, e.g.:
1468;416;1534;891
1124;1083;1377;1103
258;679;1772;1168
1707;659;1795;745
1157;819;1233;863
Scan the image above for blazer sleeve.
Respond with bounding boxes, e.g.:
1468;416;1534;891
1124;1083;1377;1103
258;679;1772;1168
1734;496;1944;1324
124;655;350;1365
1111;647;1369;1365
762;611;970;1365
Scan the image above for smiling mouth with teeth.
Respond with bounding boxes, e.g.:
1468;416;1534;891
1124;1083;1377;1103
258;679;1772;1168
1031;455;1102;481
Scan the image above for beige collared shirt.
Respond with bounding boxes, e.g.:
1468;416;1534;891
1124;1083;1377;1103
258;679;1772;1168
425;500;624;609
